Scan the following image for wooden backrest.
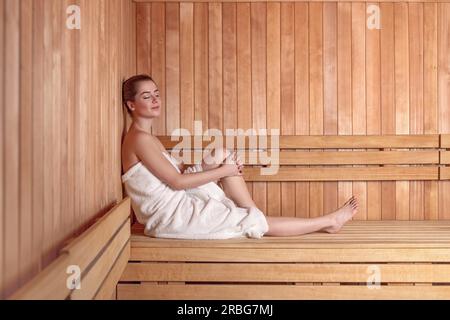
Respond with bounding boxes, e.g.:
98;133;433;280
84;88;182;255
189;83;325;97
10;197;131;300
159;134;449;181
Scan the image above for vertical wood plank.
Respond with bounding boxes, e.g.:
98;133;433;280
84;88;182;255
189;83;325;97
424;2;438;220
208;3;222;132
3;0;20;297
380;3;396;220
236;3;252;196
251;2;267;214
323;2;338;218
151;2;165;135
166;3;180;135
394;2;410;220
98;0;107;213
31;0;45;283
194;3;208;128
266;2;280;217
366;2;382;220
438;2;450;219
352;2;367;220
0;0;5;299
281;3;295;218
409;3;425;220
222;3;237;133
19;0;33;287
337;2;352;217
136;3;151;75
295;2;310;218
309;2;323;218
180;2;194;132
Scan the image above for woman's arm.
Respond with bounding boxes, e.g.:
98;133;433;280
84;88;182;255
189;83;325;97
134;133;241;190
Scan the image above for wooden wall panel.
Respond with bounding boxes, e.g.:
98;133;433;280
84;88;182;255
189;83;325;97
251;2;267;215
366;3;382;220
266;2;281;217
323;2;338;220
134;1;450;221
294;2;310;218
236;3;253;197
337;2;352;219
0;0;136;298
281;3;296;217
438;3;450;219
424;2;439;220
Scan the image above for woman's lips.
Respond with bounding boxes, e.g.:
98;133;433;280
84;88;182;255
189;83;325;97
152;106;159;110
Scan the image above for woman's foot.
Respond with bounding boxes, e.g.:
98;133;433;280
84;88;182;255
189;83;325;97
322;196;359;233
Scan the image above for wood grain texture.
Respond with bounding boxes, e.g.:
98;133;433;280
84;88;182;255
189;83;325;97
2;0;136;298
135;1;450;219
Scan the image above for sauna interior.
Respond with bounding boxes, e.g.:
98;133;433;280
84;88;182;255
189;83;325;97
2;0;450;300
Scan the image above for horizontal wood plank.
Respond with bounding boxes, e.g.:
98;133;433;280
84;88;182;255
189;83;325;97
242;167;439;181
120;262;450;283
94;242;131;300
441;134;450;148
117;283;450;300
175;150;439;165
60;198;130;276
440;151;450;164
441;167;450;180
158;134;440;149
70;219;131;300
130;247;450;262
9;253;71;300
135;0;450;4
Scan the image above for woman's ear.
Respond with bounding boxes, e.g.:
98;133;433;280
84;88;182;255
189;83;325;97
126;101;135;112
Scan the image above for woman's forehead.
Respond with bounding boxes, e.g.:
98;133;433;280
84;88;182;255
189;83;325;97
137;80;158;92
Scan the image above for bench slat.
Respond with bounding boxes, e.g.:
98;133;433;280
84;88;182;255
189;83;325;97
9;253;71;300
130;247;450;262
117;283;450;300
158;134;440;149
441;151;450;164
441;167;450;180
60;198;130;277
441;134;450;148
174;150;439;165
242;167;438;181
120;262;450;283
70;219;131;300
94;241;130;300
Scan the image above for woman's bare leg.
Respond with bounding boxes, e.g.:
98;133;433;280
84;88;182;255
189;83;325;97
219;174;360;236
200;147;360;236
219;175;257;208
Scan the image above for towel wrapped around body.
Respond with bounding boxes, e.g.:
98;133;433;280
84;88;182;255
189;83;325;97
121;152;269;239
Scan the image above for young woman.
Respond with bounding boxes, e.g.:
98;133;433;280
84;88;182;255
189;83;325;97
121;74;359;239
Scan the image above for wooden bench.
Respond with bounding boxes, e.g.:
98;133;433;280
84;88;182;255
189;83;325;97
118;221;450;299
117;134;450;300
10;198;131;300
10;134;450;299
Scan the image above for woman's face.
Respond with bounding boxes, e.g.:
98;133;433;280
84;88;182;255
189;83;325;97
130;80;161;118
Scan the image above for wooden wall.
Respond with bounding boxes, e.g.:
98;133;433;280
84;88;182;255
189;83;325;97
0;0;136;298
135;1;450;221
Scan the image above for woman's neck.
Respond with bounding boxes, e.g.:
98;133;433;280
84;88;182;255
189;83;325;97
131;119;153;134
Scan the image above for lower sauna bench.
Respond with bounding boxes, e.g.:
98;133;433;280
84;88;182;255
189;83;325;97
117;220;450;300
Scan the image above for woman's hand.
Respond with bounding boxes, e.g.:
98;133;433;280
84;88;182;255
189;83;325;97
220;151;244;177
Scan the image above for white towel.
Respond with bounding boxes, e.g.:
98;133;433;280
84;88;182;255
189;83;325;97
121;152;269;239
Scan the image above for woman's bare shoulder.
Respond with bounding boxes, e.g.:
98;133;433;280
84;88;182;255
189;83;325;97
122;129;157;172
122;129;165;157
